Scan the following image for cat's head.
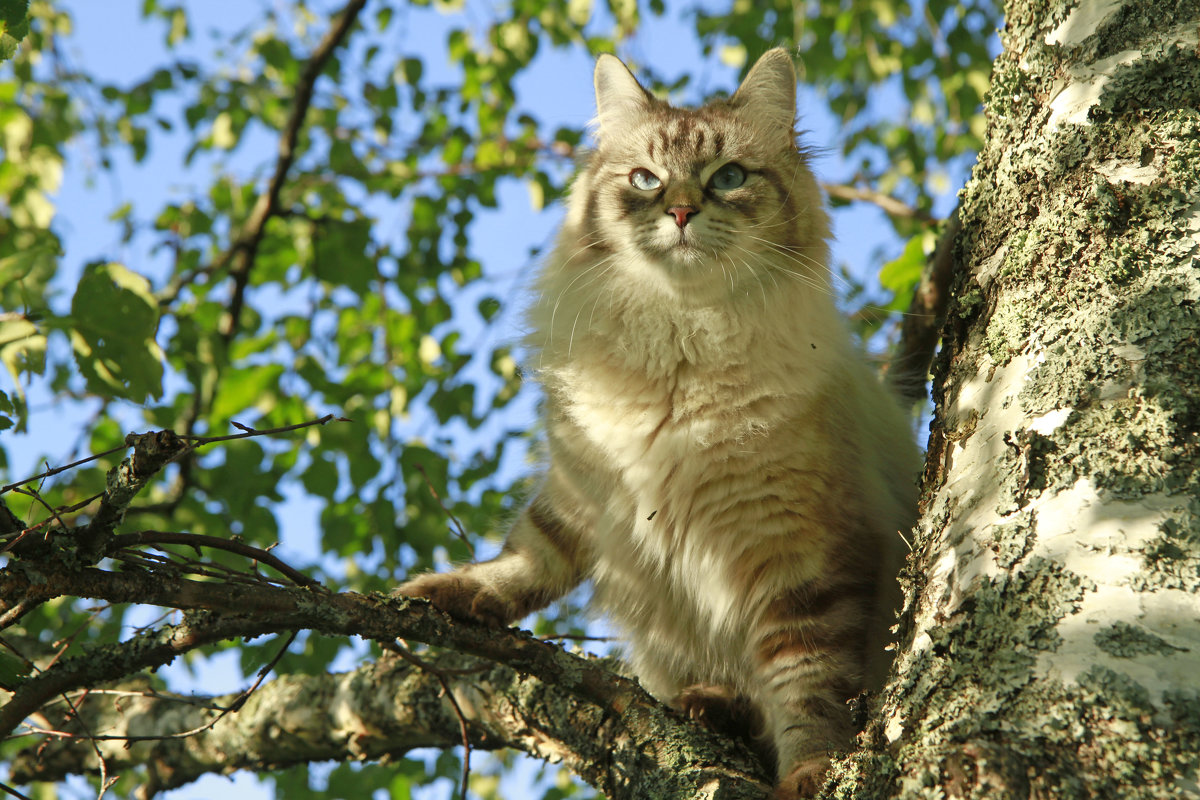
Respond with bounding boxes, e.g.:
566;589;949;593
564;48;830;300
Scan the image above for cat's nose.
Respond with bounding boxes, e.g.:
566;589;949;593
666;206;698;228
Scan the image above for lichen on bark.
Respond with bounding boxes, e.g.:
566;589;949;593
833;1;1200;797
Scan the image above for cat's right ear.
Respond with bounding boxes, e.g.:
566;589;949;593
593;54;654;135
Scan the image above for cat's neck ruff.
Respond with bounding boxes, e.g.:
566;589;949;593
531;246;847;383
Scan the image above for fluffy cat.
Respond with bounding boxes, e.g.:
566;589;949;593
396;48;919;799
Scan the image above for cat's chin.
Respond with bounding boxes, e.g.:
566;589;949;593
632;247;748;303
657;243;708;267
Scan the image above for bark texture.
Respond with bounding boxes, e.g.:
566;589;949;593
12;650;768;798
830;1;1200;797
0;563;770;799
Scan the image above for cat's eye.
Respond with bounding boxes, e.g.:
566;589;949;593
710;163;747;190
629;168;662;191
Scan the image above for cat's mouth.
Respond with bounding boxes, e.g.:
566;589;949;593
635;220;720;268
648;226;704;256
643;237;701;264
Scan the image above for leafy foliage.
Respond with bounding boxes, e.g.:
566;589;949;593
0;0;996;797
0;0;30;62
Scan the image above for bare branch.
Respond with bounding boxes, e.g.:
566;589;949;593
14;649;771;800
0;781;34;800
107;531;318;587
179;413;346;445
821;181;933;221
0;446;126;496
219;0;369;341
75;431;193;561
414;463;475;559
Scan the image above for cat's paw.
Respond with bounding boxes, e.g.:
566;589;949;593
675;684;764;741
393;572;515;627
773;756;831;800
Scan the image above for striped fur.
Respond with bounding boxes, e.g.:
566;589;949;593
397;49;919;798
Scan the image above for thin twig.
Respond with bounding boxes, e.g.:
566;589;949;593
55;687;115;800
537;633;615;643
384;640;474;800
11;486;68;536
414;464;474;559
0;598;42;634
0;782;34;800
204;630;299;724
178;414;346;445
1;415;344;539
0;446;127;496
24;631;298;745
108;531;319;587
109;548;292;588
6;493;106;536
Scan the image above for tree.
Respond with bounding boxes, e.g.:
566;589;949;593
0;0;1195;798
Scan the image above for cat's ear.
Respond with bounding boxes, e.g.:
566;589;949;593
731;48;797;131
593;54;654;133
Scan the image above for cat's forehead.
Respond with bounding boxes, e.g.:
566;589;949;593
611;105;749;164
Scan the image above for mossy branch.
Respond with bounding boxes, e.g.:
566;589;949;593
0;560;772;800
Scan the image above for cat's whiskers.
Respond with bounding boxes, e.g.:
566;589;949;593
726;244;776;310
737;234;850;295
587;262;625;336
548;252;619;345
743;201;819;232
713;248;736;295
736;245;833;297
568;259;620;357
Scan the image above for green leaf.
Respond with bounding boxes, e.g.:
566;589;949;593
69;262;164;402
0;650;29;687
0;388;14;432
0;0;31;62
314;218;375;293
878;232;930;308
0;316;45;413
301;454;339;496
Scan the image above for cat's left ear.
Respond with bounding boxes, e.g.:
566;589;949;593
731;48;797;131
594;54;655;135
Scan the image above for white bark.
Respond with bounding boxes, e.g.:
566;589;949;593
833;1;1200;797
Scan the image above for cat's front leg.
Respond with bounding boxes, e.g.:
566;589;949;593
394;492;586;627
676;684;765;744
395;569;520;626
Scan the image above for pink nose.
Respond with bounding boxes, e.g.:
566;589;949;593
667;206;698;228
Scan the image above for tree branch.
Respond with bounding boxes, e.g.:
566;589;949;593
106;530;317;587
218;0;368;341
79;431;192;558
11;649;769;799
820;182;932;221
0;561;772;799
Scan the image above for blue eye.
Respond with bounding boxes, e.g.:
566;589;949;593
710;163;746;190
629;168;662;191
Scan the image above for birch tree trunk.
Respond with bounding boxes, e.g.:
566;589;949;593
834;1;1200;797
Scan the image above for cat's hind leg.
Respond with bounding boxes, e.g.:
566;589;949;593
749;579;874;799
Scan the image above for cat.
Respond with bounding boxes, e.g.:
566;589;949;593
395;48;919;799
